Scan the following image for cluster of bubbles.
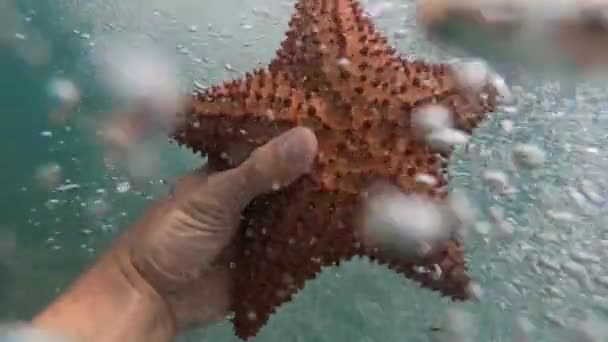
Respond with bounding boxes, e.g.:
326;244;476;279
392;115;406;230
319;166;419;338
356;24;608;338
24;29;197;262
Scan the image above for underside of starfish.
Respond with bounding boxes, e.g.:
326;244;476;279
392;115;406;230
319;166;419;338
172;0;498;339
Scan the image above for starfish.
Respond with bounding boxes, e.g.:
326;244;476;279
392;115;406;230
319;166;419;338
172;0;498;339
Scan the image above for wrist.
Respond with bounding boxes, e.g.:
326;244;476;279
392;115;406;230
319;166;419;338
111;238;179;340
33;233;177;342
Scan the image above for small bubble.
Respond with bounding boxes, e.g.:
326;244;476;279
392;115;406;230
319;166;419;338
116;181;131;193
546;210;577;223
48;78;80;105
55;183;80;192
431;263;442;280
415;173;438;187
426;128;470;154
502;106;518;114
34;162;62;190
412;104;453;135
480;169;510;194
40;131;53;137
193;80;206;90
512;143;545;170
365;1;394;18
266;109;275;119
452;59;491;92
473;221;491;236
489;73;514;104
337;57;351;67
86;198;110;218
44;199;60;210
500;119;514;133
466;282;483;301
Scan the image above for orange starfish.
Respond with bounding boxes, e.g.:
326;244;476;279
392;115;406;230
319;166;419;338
172;0;498;339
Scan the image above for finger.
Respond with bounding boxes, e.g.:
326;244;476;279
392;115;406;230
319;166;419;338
197;126;318;214
172;152;234;197
173;165;212;195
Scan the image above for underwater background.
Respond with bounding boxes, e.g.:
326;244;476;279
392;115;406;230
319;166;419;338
1;0;607;341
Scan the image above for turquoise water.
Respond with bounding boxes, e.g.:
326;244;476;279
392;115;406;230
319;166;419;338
2;0;608;341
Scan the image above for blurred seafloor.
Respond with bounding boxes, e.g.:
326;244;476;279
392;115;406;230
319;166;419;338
1;0;608;341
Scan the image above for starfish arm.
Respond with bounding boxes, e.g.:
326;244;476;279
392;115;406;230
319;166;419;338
268;0;496;171
173;68;304;164
232;179;470;340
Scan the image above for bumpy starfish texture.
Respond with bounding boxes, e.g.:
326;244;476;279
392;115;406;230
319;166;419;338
173;0;497;339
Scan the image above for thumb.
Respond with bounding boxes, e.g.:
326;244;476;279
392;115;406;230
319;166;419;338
197;126;318;214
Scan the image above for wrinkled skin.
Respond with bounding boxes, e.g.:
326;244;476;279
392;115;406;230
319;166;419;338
126;127;319;330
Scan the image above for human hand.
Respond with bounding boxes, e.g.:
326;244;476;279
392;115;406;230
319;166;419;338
119;126;318;331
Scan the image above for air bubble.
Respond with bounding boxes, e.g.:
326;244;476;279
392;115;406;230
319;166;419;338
500;119;514;133
466;282;484;301
365;1;394;18
512;143;546;170
34;162;62;190
415;173;438;187
426;128;470;154
337;57;351;67
361;183;450;258
411;104;453;135
48;78;80;105
452;59;491;92
116;181;131;193
480;169;510;194
55;183;80;192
